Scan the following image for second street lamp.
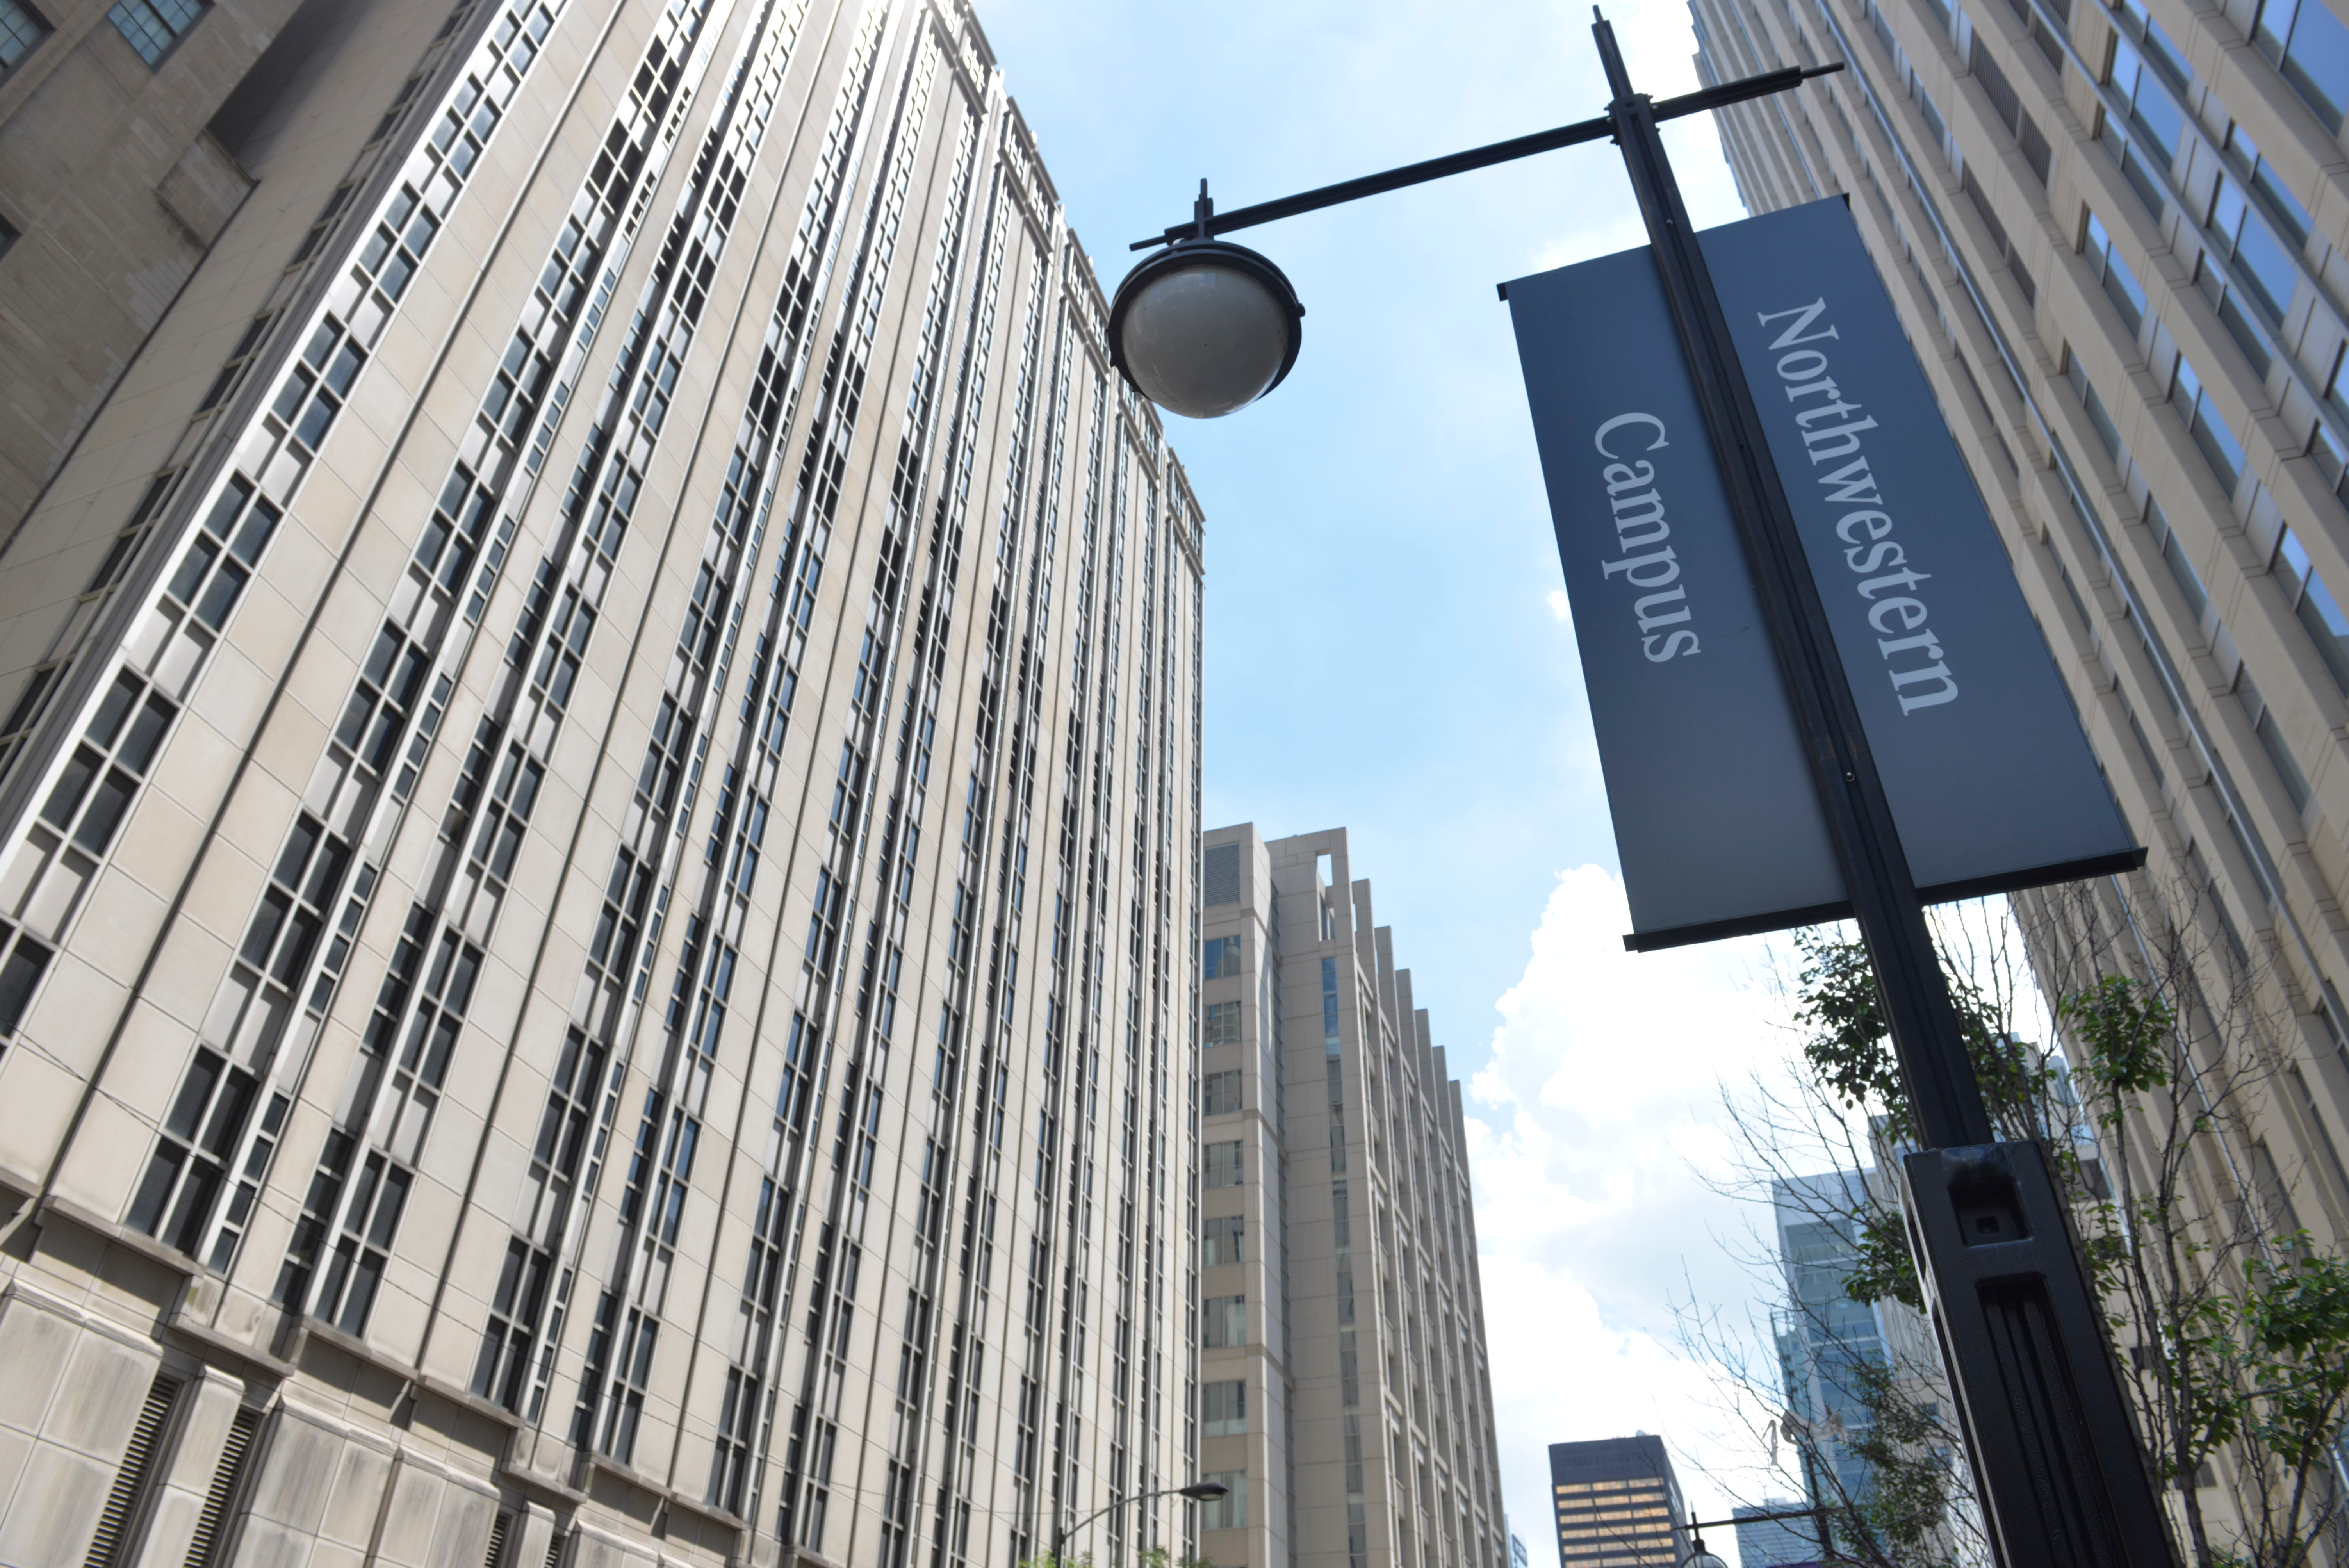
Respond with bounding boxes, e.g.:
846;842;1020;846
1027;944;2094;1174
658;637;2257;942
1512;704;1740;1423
1049;1481;1230;1567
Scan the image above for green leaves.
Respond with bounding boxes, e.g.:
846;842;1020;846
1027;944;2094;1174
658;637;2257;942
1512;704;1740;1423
2242;1244;2349;1471
1840;1203;1923;1313
1788;925;2055;1144
2055;974;2175;1110
1791;927;1906;1128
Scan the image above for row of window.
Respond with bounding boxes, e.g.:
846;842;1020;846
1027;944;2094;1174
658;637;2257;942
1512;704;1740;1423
1859;0;2347;506
0;0;206;77
2082;0;2345;496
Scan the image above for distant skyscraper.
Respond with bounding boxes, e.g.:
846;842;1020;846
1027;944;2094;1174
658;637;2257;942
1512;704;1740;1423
1732;1500;1823;1568
1773;1173;1887;1507
1547;1435;1691;1568
0;2;1206;1566
1194;823;1506;1568
1513;1530;1533;1568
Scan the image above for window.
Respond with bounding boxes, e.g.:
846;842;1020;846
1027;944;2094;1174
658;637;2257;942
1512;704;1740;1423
1202;1472;1248;1529
1202;935;1240;978
1204;1295;1246;1347
1203;1069;1242;1116
0;1;46;72
197;312;280;416
2171;355;2246;492
1203;1380;1247;1436
289;185;357;270
1910;74;1952;167
2274;526;2349;693
2082;213;2148;335
1205;1000;1243;1048
2008;0;2070;68
2206;172;2298;326
2149;501;2209;622
2236;667;2312;810
2227;125;2314;248
1969;36;2050;184
2064;349;2125;463
2253;0;2349;132
2102;26;2184;212
2116;0;2192;84
1203;1214;1245;1265
2317;347;2349;504
1205;1140;1244;1188
108;0;202;65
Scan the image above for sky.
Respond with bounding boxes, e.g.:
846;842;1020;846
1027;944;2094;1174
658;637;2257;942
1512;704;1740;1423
971;0;1825;1552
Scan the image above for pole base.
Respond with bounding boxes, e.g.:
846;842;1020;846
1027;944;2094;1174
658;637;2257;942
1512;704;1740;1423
1901;1141;2179;1568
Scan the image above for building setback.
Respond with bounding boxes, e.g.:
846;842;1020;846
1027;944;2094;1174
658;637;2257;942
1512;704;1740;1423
0;2;1205;1566
1691;0;2349;1409
1545;1436;1689;1568
1192;825;1506;1568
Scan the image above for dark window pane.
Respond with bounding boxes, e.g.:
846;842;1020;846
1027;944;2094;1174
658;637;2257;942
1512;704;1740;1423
275;816;321;889
71;767;137;853
0;940;49;1036
166;538;216;605
161;1159;221;1255
119;697;174;774
89;674;140;748
39;746;99;829
125;1147;184;1234
192;560;245;629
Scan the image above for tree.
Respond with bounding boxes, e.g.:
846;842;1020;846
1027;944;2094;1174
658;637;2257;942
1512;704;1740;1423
1672;908;2028;1568
1751;875;2349;1568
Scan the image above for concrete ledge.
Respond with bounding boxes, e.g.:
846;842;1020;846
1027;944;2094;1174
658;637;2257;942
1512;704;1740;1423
34;1191;200;1279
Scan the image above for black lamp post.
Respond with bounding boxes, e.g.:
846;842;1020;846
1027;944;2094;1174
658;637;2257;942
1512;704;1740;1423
1048;1481;1229;1568
1107;14;2178;1568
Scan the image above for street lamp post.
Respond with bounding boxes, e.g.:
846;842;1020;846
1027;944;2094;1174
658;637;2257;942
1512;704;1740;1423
1107;14;2177;1568
1047;1481;1229;1568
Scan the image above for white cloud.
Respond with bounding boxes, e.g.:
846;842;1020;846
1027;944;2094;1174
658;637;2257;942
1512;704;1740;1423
1465;865;1810;1548
1546;590;1571;623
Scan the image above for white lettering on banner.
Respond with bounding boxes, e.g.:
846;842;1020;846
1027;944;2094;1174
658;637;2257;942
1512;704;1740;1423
1593;413;1699;661
1757;299;1960;715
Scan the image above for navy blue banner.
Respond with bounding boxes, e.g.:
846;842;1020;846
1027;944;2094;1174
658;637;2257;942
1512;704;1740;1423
1506;245;1846;944
1508;198;2138;947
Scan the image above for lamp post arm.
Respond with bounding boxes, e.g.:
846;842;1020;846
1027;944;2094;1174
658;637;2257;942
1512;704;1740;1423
1126;62;1840;252
1050;1484;1201;1565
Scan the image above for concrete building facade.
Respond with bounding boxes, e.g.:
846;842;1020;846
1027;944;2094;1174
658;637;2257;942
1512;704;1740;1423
1545;1436;1689;1568
1690;0;2349;1543
1191;825;1505;1568
0;2;1206;1564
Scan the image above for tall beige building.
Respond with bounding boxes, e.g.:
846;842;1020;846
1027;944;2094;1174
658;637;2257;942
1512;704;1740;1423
1688;0;2349;1532
0;2;1207;1566
1191;826;1505;1568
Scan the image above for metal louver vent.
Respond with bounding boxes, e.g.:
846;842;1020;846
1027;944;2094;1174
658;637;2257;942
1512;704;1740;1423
82;1371;182;1568
184;1405;260;1568
543;1525;568;1568
1204;843;1240;906
483;1509;511;1568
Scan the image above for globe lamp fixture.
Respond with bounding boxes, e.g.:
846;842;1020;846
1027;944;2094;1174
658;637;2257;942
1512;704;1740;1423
1109;183;1303;420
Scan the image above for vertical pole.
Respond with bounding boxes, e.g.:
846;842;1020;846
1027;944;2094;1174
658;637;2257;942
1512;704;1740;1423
1586;14;1989;1150
1582;16;2178;1568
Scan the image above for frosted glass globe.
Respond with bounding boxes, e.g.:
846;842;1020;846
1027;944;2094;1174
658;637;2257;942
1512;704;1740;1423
1117;258;1296;419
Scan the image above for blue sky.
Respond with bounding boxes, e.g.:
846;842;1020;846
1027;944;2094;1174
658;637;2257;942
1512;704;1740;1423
977;0;1748;1059
976;0;1816;1548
